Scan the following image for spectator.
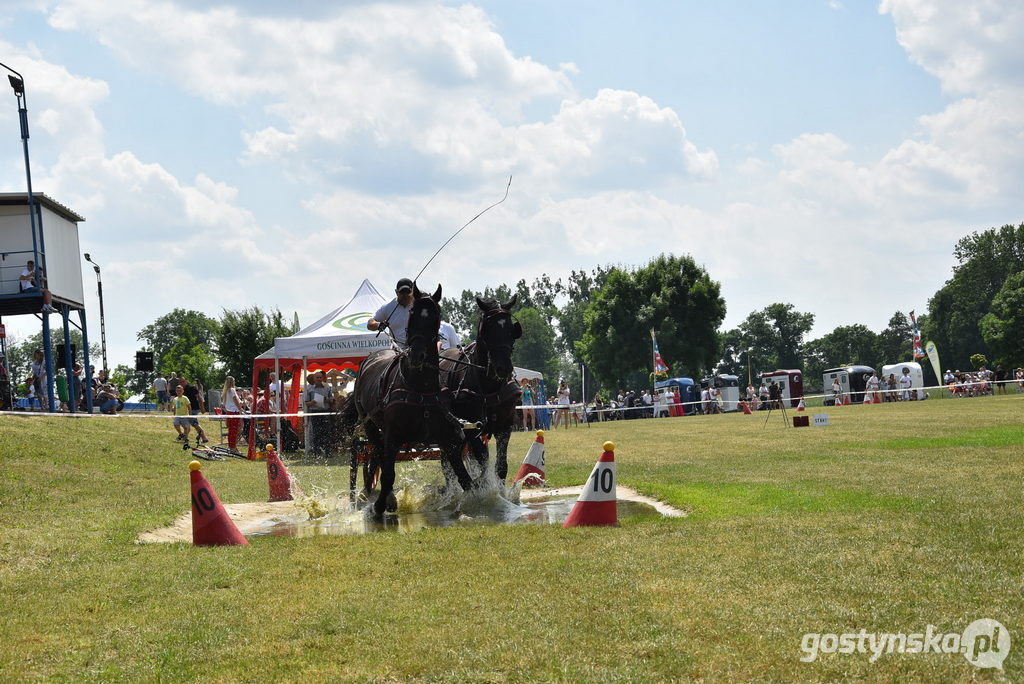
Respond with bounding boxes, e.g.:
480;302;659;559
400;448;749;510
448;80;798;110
899;367;913;402
71;362;84;410
27;349;47;411
641;389;653;417
555;380;571;428
221;375;245;451
831;378;843;406
154;374;169;411
19;260;57;313
994;365;1007;394
865;371;881;404
181;377;209;443
885;373;898;402
519;377;535;431
758;382;769;409
171;384;192;441
304;371;333;455
96;383;121;414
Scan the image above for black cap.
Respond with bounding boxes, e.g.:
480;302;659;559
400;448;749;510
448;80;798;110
396;278;414;293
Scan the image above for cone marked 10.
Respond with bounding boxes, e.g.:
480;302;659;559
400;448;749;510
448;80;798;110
563;441;618;527
189;461;248;546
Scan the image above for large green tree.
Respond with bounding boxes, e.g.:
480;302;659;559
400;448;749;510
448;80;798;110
511;306;560;382
874;311;914;366
803;324;879;389
441;284;515;340
717;303;815;381
215;306;295;384
577;254;726;388
558;267;612;364
980;270;1024;368
925;223;1024;368
138;309;220;372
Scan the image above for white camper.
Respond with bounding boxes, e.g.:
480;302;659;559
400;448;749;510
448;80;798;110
881;362;927;400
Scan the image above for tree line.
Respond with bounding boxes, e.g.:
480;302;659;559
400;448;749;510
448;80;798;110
6;223;1019;402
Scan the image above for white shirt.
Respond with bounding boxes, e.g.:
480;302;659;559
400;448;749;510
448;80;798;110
223;387;242;412
373;298;412;347
866;376;880;390
20;267;36;291
438;321;460;350
154;377;167;392
557;387;570;405
899;374;913;389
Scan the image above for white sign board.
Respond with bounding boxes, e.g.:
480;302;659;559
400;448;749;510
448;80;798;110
813;413;829;427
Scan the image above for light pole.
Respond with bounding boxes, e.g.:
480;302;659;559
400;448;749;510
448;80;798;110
84;253;107;374
2;61;56;411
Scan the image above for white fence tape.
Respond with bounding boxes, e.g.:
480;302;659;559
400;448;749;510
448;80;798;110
1;380;1020;419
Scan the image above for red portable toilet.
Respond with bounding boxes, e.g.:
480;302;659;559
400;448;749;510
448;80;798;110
759;369;804;408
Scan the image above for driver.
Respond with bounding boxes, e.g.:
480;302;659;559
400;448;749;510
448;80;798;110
368;278;415;349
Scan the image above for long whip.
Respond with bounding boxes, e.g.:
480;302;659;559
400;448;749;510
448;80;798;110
413;175;512;283
377;176;513;339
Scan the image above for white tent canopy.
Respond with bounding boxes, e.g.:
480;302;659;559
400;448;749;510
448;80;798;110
514;366;544;381
257;279;391;362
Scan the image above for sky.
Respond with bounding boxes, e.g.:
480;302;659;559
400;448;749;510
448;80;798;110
1;0;1022;368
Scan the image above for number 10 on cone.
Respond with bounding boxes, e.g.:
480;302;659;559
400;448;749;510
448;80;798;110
563;442;618;527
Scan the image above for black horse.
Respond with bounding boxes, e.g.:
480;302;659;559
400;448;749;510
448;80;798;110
439;295;522;482
347;283;475;517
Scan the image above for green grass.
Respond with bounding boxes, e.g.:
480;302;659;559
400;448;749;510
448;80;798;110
2;396;1023;681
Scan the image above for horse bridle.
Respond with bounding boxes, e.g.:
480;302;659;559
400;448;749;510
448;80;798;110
475;306;521;380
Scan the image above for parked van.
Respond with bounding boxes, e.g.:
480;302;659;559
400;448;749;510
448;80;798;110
823;365;875;404
881;362;928;400
655;377;697;415
701;374;740;412
759;369;804;408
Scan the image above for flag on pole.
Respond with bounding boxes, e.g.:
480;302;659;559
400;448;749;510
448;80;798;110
909;311;924;359
651;329;669;375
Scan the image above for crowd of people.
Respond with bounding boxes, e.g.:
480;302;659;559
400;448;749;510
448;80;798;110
943;366;1021;397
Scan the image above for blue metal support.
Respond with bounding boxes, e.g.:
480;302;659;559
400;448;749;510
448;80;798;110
62;305;74;412
79;308;93;412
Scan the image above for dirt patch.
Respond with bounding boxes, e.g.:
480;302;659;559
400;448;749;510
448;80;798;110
519;485;687;518
137;486;686;544
137;500;310;544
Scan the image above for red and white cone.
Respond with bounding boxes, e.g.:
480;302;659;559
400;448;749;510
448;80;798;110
189;461;248;546
843;394;852;406
265;443;294;502
513;430;546;487
796;398;806;412
563;441;618;528
741;401;752;415
863;391;873;404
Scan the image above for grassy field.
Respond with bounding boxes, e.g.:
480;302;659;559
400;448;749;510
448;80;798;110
1;396;1022;681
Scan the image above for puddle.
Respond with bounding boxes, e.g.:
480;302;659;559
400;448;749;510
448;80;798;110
137;457;685;544
248;496;661;538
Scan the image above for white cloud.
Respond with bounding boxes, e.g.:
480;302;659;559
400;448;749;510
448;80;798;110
880;0;1024;95
43;1;713;192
